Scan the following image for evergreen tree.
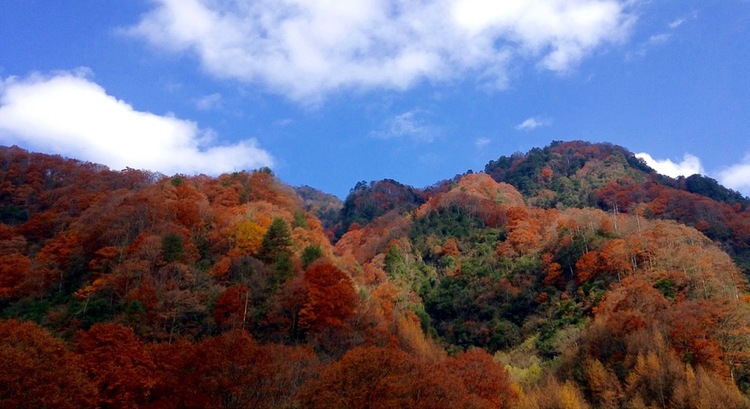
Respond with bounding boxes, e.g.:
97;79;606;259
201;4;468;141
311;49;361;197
161;233;184;263
260;218;294;286
260;218;292;263
301;245;323;269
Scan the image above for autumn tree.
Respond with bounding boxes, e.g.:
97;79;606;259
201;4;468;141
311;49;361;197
299;261;359;350
144;339;196;408
0;319;97;408
213;285;251;330
444;348;517;408
266;274;310;342
0;253;31;299
515;377;591;409
233;220;265;254
296;346;475;409
74;322;157;409
174;330;319;409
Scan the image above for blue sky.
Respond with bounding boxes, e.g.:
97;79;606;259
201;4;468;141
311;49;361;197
1;0;749;198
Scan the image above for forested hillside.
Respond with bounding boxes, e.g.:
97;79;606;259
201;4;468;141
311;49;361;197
2;143;750;408
484;141;750;273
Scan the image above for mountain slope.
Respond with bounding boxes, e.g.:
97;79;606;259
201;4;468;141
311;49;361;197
334;170;750;407
483;140;750;274
2;144;750;408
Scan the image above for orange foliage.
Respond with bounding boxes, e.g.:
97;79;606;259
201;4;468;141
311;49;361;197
75;323;157;409
0;253;30;298
543;261;564;287
175;330;319;409
667;300;728;374
297;346;473;409
443;238;460;256
232;220;266;254
575;251;599;283
209;256;232;279
593;278;669;335
299;262;358;332
0;319;97;408
444;348;517;408
213;285;251;330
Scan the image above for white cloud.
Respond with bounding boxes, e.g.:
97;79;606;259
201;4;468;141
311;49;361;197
515;116;551;131
475;137;491;148
668;10;698;30
126;0;636;102
719;156;750;197
635;152;704;178
668;18;686;29
0;71;273;175
372;110;439;143
627;11;695;61
193;93;222;111
647;33;671;45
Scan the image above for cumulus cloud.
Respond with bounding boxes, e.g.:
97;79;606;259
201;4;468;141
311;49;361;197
372;110;439;143
635;152;704;178
719;156;750;197
126;0;636;101
515;117;551;131
0;71;273;175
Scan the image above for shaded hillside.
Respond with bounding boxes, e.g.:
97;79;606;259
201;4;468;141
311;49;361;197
682;174;750;206
295;185;343;235
484;140;655;208
333;178;427;239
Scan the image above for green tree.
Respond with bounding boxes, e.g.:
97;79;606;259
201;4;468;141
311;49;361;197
259;218;291;263
260;218;294;286
293;211;307;229
301;245;323;269
162;233;184;263
384;244;404;277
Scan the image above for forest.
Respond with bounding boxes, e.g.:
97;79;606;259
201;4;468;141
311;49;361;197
2;141;750;408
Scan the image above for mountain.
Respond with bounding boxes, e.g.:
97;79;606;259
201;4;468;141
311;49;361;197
482;140;750;273
2;143;750;408
295;185;343;235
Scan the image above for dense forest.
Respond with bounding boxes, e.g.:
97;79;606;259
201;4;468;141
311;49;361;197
2;141;750;408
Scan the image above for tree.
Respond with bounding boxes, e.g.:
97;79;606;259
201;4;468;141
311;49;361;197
161;233;184;263
384;244;404;277
0;319;97;408
0;253;30;299
259;217;294;285
444;348;517;408
174;330;318;409
213;285;251;330
74;323;157;409
575;251;599;283
233;220;265;254
259;217;292;263
299;262;358;333
296;346;473;409
301;245;323;269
